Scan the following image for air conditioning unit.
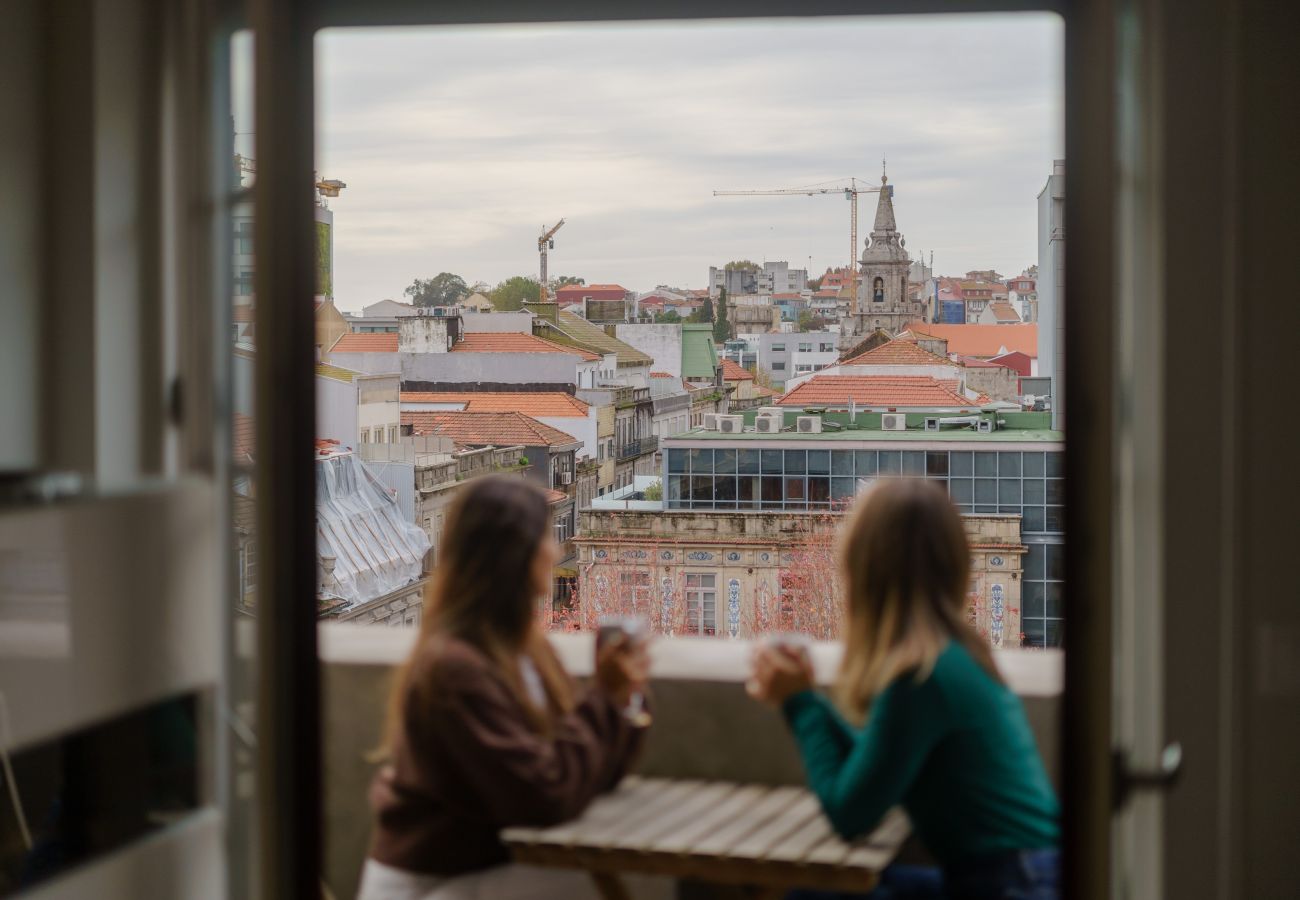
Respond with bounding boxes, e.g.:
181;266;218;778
757;406;785;419
977;418;998;433
881;413;907;432
559;471;573;485
717;415;744;434
702;413;719;430
924;417;941;432
755;414;783;434
796;416;823;434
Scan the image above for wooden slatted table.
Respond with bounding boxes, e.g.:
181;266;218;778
503;776;910;900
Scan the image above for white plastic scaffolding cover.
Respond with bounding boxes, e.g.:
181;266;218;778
316;452;431;608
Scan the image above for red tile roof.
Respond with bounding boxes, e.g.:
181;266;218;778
650;371;677;378
401;411;579;448
719;359;755;381
986;301;1022;323
544;488;569;505
778;375;976;408
399;392;589;417
842;337;955;367
450;331;600;361
903;323;1038;358
332;332;397;353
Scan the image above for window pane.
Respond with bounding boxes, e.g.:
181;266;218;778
855;451;877;475
738;449;760;474
1023;582;1045;618
808;476;830;504
668;474;686;503
950;451;973;476
1046;582;1064;617
761;449;784;473
1022;505;1046;532
832;477;856;500
668;449;688;473
807;450;830;475
902;451;925;476
1046;505;1065;532
926;451;949;476
1046;543;1065;581
998;452;1022;477
1023;451;1045;476
691;475;713;504
784;477;806;502
878;451;900;474
715;448;737;474
1025;543;1046;579
832;450;854;475
738;475;759;507
714;475;737;505
974;452;998;476
689;448;713;474
1023;478;1045;504
1044;620;1064;647
974;478;997;504
761;477;783;505
1022;619;1046;648
1046;452;1064;477
998;479;1022;504
1046;478;1065;505
784;450;806;474
949;478;973;503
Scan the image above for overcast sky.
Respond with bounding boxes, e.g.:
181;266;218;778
241;15;1062;307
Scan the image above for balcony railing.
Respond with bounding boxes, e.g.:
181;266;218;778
615;435;658;461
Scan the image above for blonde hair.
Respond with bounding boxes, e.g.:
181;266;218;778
834;478;1001;720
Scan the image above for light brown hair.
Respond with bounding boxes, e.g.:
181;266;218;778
379;476;574;756
834;478;1002;719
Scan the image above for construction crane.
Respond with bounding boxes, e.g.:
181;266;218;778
713;176;889;315
537;219;566;302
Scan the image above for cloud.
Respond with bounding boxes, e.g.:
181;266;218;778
309;13;1063;304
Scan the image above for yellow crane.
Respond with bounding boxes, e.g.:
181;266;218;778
537;219;565;302
712;177;888;315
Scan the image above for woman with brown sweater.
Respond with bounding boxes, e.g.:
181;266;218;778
359;477;650;900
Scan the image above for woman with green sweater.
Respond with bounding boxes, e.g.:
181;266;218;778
748;479;1060;899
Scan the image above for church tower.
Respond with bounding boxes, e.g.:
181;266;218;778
839;171;923;347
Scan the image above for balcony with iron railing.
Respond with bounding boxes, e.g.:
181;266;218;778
616;435;658;461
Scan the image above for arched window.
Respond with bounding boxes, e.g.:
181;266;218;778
872;276;884;303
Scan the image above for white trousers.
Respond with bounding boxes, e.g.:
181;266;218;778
355;858;601;900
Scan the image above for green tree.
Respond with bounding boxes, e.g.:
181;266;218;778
550;275;585;289
807;275;823;291
713;287;730;343
798;310;829;332
699;296;715;323
724;259;759;271
404;272;468;307
653;310;682;324
489;276;542;311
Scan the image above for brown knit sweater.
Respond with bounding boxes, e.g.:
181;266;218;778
367;636;646;876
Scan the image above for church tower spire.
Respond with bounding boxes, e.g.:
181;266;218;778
871;172;898;235
839;165;918;348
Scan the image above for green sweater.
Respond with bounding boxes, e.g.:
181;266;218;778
782;640;1059;865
